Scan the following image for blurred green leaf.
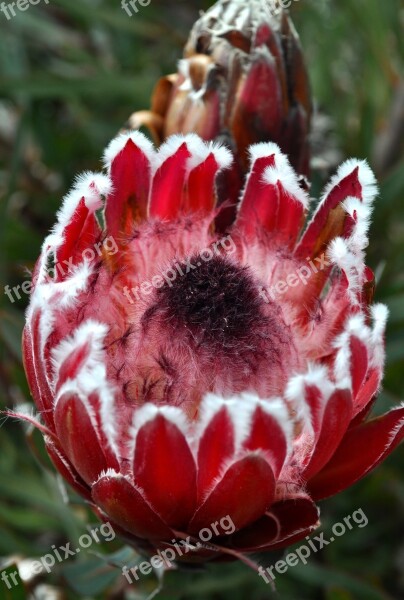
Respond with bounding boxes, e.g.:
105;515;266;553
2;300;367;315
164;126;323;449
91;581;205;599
290;563;393;600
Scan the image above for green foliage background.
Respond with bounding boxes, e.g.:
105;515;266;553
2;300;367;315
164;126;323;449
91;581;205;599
0;0;403;598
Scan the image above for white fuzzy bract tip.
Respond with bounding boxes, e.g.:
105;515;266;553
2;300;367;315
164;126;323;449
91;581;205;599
103;130;155;171
262;152;310;209
155;133;233;175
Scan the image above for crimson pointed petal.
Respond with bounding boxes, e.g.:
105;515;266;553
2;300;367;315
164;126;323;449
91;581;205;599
242;403;290;478
133;409;196;528
189;454;275;534
45;437;91;500
303;389;352;480
54;173;109;271
226;514;279;551
23;313;54;430
296;160;377;259
54;392;107;485
236;145;308;245
349;336;369;399
351;368;379;423
92;473;173;540
149;141;190;219
266;495;320;550
308;407;404;500
197;406;235;501
104;134;153;237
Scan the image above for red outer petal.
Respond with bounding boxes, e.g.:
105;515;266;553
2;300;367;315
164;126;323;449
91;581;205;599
22;325;48;423
134;414;197;528
235;155;276;237
352;367;380;420
303;389;352;480
349;336;369;399
105;139;151;237
226;513;279;551
92;474;173;540
274;184;306;248
296;166;362;258
189;455;275;534
308;407;404;500
55;342;90;394
90;505;160;555
54;392;107;485
185;153;219;214
56;197;100;274
45;437;91;500
243;405;288;478
303;384;324;441
265;495;320;550
197;407;235;502
149;143;190;219
232;58;283;155
23;313;55;430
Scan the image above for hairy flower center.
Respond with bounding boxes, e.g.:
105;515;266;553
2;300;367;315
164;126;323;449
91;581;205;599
143;254;272;354
136;253;296;408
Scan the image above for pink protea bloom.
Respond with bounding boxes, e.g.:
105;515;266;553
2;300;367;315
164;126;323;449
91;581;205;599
22;132;404;563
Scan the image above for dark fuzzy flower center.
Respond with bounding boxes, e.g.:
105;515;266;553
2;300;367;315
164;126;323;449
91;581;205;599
143;254;270;353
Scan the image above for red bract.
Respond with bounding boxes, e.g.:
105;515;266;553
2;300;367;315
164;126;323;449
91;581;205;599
22;132;404;563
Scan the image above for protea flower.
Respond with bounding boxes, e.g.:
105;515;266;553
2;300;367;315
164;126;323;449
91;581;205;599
20;130;404;565
129;0;311;228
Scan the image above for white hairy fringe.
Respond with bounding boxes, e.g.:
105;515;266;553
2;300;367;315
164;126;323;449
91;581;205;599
128;403;190;459
313;159;378;300
153;133;233;175
322;158;378;209
248;141;282;162
51;320;108;383
28;262;94;359
246;141;310;209
369;304;389;370
103;130;155;172
197;392;293;456
34;170;111;294
333;313;370;388
333;304;388;387
342;197;372;254
53;319;119;459
46;172;112;252
198;392;293;498
202;0;281;34
327;237;363;303
387;403;404;449
94;468;122;485
285;364;335;435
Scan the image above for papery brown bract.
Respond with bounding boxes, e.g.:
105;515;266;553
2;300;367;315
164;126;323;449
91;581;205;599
129;0;312;228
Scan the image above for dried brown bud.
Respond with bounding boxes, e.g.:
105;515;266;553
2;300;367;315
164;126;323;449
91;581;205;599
128;0;312;227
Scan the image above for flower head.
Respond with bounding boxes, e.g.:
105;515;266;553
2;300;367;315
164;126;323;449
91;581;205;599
129;0;312;228
22;131;404;563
